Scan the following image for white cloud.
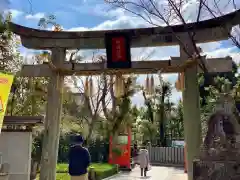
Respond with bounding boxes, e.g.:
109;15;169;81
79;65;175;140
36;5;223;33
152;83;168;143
25;13;45;20
68;27;89;31
10;9;23;18
3;9;23;19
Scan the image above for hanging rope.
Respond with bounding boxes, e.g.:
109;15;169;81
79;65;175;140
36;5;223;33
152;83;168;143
175;73;185;92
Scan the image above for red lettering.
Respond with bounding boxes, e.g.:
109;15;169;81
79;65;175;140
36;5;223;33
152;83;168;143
0;78;8;84
111;37;126;62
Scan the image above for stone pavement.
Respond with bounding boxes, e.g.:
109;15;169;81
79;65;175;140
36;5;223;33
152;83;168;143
105;166;187;180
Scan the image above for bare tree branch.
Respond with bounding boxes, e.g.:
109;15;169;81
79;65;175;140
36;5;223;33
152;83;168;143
105;0;208;72
200;0;240;49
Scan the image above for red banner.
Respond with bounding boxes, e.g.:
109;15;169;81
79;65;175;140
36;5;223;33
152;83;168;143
105;32;131;69
111;37;126;62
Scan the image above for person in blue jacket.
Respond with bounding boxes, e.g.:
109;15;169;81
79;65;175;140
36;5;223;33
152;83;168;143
68;135;91;180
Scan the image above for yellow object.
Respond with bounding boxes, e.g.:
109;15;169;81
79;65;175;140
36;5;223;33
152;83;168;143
175;73;185;92
115;74;124;98
53;25;62;32
0;72;14;133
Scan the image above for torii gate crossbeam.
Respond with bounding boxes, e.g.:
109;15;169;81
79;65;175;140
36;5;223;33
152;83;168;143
17;57;232;77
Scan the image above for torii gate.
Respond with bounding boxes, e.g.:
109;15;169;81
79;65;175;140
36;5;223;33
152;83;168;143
9;9;240;180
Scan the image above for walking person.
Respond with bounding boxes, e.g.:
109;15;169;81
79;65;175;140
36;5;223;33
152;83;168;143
138;144;150;177
68;135;91;180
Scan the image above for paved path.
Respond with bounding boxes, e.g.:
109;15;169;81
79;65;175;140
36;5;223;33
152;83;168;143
105;166;187;180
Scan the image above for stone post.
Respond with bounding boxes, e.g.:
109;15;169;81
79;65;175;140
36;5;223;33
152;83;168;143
180;42;202;180
39;48;65;180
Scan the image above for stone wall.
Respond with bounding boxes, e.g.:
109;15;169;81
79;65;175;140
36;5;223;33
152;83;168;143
0;132;32;180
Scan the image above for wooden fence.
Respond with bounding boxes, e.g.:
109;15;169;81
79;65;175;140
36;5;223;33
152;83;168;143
147;146;184;166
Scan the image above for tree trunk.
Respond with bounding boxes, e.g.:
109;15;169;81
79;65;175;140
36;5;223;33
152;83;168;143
86;123;94;146
159;94;166;146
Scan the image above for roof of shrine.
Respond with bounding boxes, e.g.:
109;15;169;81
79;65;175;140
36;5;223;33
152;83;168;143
3;116;44;125
9;9;240;39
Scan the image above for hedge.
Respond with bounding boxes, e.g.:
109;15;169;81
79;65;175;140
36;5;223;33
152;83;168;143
52;163;118;180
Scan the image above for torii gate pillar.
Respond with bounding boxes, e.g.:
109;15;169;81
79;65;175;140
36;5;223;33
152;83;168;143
180;43;202;180
39;48;65;180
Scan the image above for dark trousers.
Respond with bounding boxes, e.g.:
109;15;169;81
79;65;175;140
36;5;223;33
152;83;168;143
141;167;147;176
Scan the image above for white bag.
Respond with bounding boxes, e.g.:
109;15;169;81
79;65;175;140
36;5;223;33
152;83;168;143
147;164;152;171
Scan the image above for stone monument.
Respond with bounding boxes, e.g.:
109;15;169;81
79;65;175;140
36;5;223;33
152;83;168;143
193;94;240;180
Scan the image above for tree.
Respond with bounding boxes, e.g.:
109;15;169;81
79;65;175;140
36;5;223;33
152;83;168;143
101;69;139;138
0;13;53;180
195;0;240;105
0;13;45;117
168;100;184;140
135;107;158;144
141;74;172;146
0;13;21;73
70;66;109;144
38;16;107;144
199;60;238;106
155;75;172;146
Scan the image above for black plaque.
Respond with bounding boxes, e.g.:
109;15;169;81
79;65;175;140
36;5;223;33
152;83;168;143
105;32;132;69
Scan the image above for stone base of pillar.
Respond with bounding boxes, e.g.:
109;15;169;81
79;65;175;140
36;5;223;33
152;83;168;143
0;163;9;180
193;159;240;180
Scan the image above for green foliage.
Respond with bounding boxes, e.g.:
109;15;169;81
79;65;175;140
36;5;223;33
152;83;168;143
199;61;238;106
102;75;140;137
1;13;22;73
200;68;240;136
56;163;115;173
0;12;11;38
167;101;184;139
112;147;122;157
137;118;158;143
37;163;118;180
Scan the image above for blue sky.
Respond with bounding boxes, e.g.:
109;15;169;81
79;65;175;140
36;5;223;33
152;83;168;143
3;0;240;106
7;0;137;30
8;0;111;28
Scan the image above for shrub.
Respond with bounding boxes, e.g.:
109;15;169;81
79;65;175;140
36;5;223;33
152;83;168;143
55;163;118;180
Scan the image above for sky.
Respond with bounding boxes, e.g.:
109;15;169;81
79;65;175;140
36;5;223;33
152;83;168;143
2;0;240;107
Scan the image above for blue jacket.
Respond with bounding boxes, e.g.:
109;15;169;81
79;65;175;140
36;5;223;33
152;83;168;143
68;145;91;176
